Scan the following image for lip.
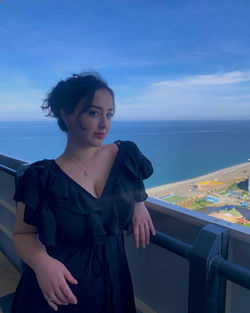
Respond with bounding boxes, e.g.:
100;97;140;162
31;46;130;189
94;133;105;138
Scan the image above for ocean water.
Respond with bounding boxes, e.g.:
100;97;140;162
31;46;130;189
1;120;250;189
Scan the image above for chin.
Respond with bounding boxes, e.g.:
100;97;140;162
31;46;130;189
92;139;104;146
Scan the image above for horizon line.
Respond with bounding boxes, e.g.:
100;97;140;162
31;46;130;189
1;119;250;122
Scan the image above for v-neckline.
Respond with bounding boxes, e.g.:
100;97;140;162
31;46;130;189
52;141;121;201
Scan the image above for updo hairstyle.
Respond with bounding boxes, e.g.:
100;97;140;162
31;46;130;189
41;72;115;132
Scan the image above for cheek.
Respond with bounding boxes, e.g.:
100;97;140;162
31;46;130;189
78;116;96;130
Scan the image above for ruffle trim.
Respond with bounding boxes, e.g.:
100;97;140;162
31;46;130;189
14;160;118;247
122;141;154;202
47;173;119;245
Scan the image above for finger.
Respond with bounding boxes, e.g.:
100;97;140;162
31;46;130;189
139;224;146;248
54;287;69;304
45;295;58;311
46;292;66;306
61;284;77;305
148;218;156;236
133;223;139;248
62;275;78;304
145;226;150;245
49;301;58;311
64;270;78;285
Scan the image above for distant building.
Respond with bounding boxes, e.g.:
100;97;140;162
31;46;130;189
205;196;219;203
195;180;223;191
241;202;248;207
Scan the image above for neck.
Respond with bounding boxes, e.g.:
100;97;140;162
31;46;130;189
61;138;102;163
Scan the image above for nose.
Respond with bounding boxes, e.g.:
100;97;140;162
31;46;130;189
98;114;110;129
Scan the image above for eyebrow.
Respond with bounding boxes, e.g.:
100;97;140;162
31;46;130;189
89;105;114;111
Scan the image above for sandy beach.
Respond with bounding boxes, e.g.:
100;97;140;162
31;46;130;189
147;161;250;199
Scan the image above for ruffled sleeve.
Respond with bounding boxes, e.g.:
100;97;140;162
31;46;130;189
13;164;42;226
13;160;57;246
124;141;154;202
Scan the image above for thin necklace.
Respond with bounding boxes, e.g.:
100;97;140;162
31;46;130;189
69;149;100;178
70;158;89;178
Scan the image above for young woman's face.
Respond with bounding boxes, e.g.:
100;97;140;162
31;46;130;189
64;88;114;146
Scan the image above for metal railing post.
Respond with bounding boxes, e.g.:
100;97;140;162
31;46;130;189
188;224;229;313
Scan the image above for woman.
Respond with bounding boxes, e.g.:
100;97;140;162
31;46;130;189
12;73;155;313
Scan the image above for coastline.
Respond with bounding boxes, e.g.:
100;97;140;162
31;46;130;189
146;161;250;198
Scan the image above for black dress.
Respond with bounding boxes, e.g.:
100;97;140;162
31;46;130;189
11;140;154;313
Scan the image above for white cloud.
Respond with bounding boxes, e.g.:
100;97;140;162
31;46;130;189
151;71;250;87
116;70;250;120
1;71;250;121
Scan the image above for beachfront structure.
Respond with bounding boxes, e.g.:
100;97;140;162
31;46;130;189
1;154;250;313
195;180;223;191
205;196;219;203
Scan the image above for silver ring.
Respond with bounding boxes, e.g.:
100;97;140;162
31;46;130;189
145;225;150;230
48;295;55;301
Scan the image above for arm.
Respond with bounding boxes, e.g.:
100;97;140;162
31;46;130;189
127;200;156;248
12;202;78;311
12;202;48;271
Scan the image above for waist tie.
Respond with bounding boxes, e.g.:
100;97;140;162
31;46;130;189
92;241;114;313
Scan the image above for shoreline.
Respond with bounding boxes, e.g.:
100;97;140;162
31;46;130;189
147;161;250;197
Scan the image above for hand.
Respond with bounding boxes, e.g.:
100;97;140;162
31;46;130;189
34;255;78;311
127;201;156;248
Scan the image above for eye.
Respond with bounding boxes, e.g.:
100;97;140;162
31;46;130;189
107;113;114;118
88;111;98;117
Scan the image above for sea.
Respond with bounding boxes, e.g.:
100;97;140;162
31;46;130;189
1;120;250;189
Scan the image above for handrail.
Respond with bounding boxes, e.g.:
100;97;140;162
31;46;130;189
149;225;250;313
0;164;16;176
151;230;250;290
151;230;192;259
211;256;250;290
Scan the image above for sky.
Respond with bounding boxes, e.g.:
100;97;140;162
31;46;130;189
0;0;250;121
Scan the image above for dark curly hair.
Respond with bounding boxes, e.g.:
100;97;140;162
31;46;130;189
41;72;115;132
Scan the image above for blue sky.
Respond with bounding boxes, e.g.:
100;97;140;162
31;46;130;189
0;0;250;120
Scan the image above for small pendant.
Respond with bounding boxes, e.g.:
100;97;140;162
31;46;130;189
83;170;88;178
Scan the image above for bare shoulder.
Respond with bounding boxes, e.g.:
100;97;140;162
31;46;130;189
96;143;119;169
94;143;119;182
102;142;119;156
